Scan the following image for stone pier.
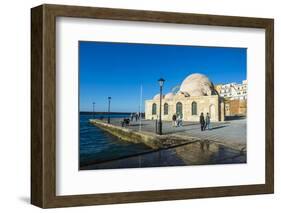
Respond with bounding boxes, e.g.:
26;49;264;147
89;117;246;152
89;119;200;150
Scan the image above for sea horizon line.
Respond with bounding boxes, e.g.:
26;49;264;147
80;111;144;114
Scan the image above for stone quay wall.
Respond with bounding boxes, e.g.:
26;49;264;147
89;119;199;150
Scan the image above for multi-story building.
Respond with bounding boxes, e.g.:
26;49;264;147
215;80;247;116
215;80;247;100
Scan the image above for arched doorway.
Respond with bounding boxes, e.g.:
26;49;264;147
209;104;215;120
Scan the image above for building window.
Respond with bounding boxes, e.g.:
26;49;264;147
152;103;157;115
176;102;183;115
164;103;168;115
191;101;197;115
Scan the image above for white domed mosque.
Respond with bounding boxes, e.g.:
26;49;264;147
145;73;225;122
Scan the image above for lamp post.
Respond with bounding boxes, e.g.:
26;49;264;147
158;78;165;135
92;102;95;119
107;97;111;123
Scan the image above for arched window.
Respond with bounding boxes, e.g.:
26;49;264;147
164;103;169;115
176;102;183;115
192;102;197;115
152;103;157;115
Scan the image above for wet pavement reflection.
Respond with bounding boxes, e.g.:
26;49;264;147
81;141;246;170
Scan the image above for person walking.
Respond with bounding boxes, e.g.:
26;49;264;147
130;113;134;122
135;112;138;122
172;114;177;127
176;114;179;127
177;114;183;127
200;112;205;131
205;113;211;130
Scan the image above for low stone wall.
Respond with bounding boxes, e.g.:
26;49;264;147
89;119;199;149
89;119;161;149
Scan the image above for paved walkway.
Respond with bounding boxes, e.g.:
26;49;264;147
108;118;247;150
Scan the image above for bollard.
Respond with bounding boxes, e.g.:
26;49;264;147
155;119;158;134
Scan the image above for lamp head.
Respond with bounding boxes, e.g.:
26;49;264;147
158;78;165;87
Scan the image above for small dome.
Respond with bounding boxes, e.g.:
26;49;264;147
153;94;164;100
164;92;174;100
175;91;189;98
179;73;215;96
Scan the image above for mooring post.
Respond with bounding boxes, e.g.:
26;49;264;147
155;119;158;134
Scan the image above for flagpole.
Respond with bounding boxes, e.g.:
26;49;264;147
139;85;142;131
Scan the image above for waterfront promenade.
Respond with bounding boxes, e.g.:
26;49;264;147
85;117;247;169
107;118;246;151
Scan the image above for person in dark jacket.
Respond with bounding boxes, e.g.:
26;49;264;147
172;114;177;127
199;112;205;131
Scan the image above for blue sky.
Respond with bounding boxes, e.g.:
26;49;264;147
79;41;246;112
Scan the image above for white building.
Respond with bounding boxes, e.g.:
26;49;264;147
218;80;247;100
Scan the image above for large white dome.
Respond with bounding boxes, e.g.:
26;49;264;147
179;73;215;96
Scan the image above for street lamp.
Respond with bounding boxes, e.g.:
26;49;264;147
107;97;111;123
92;102;95;119
158;78;165;135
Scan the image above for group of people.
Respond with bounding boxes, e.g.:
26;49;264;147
172;114;183;127
199;112;211;131
171;112;211;131
130;112;141;122
129;112;211;131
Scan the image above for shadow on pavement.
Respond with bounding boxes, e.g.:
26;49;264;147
210;125;227;130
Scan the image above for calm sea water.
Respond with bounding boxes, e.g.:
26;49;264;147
79;113;151;167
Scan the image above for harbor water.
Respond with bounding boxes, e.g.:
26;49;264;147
79;113;152;167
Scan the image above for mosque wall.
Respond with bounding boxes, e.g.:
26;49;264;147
145;95;222;122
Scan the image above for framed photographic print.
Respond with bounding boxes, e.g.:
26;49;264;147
31;4;274;208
